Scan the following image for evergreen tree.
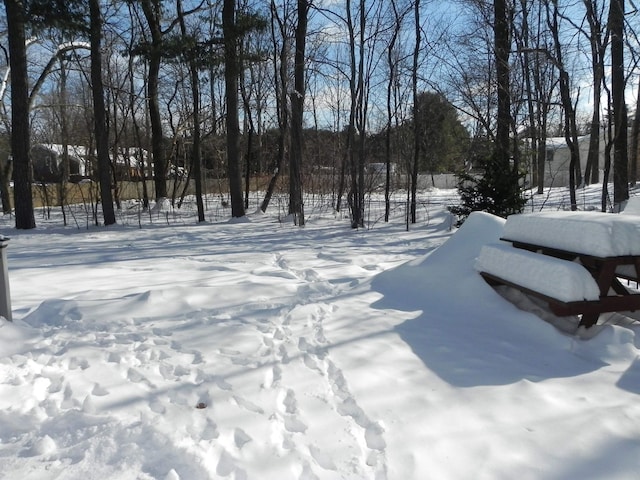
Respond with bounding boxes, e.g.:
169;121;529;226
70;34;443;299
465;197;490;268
413;92;470;173
448;154;527;226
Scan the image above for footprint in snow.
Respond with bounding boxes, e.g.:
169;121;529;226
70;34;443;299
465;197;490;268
173;365;191;377
158;363;175;381
149;399;166;414
284;416;308;433
279;389;308;433
61;383;77;409
92;383;109;396
127;368;156;388
261;365;282;389
256;324;271;334
216;449;237;477
303;353;322;373
68;356;89;370
191;352;204;365
278;345;291;364
201;419;219;440
47;375;64;394
234;428;252;449
309;445;337;471
281;389;297;414
218;347;242;356
163;469;180;480
106;352;122;363
232;395;264;414
19;435;57;457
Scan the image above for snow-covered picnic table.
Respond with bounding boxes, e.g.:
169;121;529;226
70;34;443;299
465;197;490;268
476;211;640;328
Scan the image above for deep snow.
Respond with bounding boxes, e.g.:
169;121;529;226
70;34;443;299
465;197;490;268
0;186;639;480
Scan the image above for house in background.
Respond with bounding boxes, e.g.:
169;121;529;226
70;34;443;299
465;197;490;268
30;144;150;183
30;144;91;182
525;135;605;188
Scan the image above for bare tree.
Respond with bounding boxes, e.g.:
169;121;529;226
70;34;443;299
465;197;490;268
58;55;70;225
261;0;291;213
410;0;420;226
583;0;607;185
289;0;309;226
138;0;169;204
513;0;557;193
494;0;512;172
344;0;382;228
546;0;580;210
610;0;628;208
385;0;409;222
89;0;116;225
5;0;35;229
176;0;204;222
223;0;245;217
630;78;640;186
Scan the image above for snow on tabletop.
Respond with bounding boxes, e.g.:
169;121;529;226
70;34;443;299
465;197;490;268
475;242;601;302
503;211;640;257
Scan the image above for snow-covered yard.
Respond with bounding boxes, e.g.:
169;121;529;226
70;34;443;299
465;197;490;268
0;186;639;479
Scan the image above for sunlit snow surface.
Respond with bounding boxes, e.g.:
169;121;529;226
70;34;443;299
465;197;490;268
0;185;639;480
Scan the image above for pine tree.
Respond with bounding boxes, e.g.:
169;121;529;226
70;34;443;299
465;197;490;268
448;155;527;226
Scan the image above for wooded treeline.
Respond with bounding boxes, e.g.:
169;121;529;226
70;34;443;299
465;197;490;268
0;0;639;229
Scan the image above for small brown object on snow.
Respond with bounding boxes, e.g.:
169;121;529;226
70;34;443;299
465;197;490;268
195;402;207;409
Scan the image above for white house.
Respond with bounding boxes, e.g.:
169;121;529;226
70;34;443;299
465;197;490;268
30;144;149;182
30;144;90;182
528;135;605;188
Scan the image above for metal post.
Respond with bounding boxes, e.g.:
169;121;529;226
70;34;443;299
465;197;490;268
0;236;11;321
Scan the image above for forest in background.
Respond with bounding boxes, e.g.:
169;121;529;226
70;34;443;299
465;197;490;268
1;0;639;229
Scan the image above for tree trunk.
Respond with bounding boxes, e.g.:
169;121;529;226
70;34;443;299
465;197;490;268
494;0;512;171
5;0;35;229
245;125;253;210
59;58;69;226
385;0;402;223
410;0;420;225
354;0;367;228
140;0;168;202
177;0;204;222
610;0;628;207
223;0;245;217
346;0;360;228
630;82;640;186
516;0;538;189
261;0;288;213
89;0;116;225
583;0;605;185
289;0;308;226
548;0;580;210
0;160;12;214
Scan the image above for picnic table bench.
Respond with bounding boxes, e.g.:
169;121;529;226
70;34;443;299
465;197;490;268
475;211;640;328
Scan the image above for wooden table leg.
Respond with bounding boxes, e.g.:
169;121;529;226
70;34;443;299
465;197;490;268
579;313;599;328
